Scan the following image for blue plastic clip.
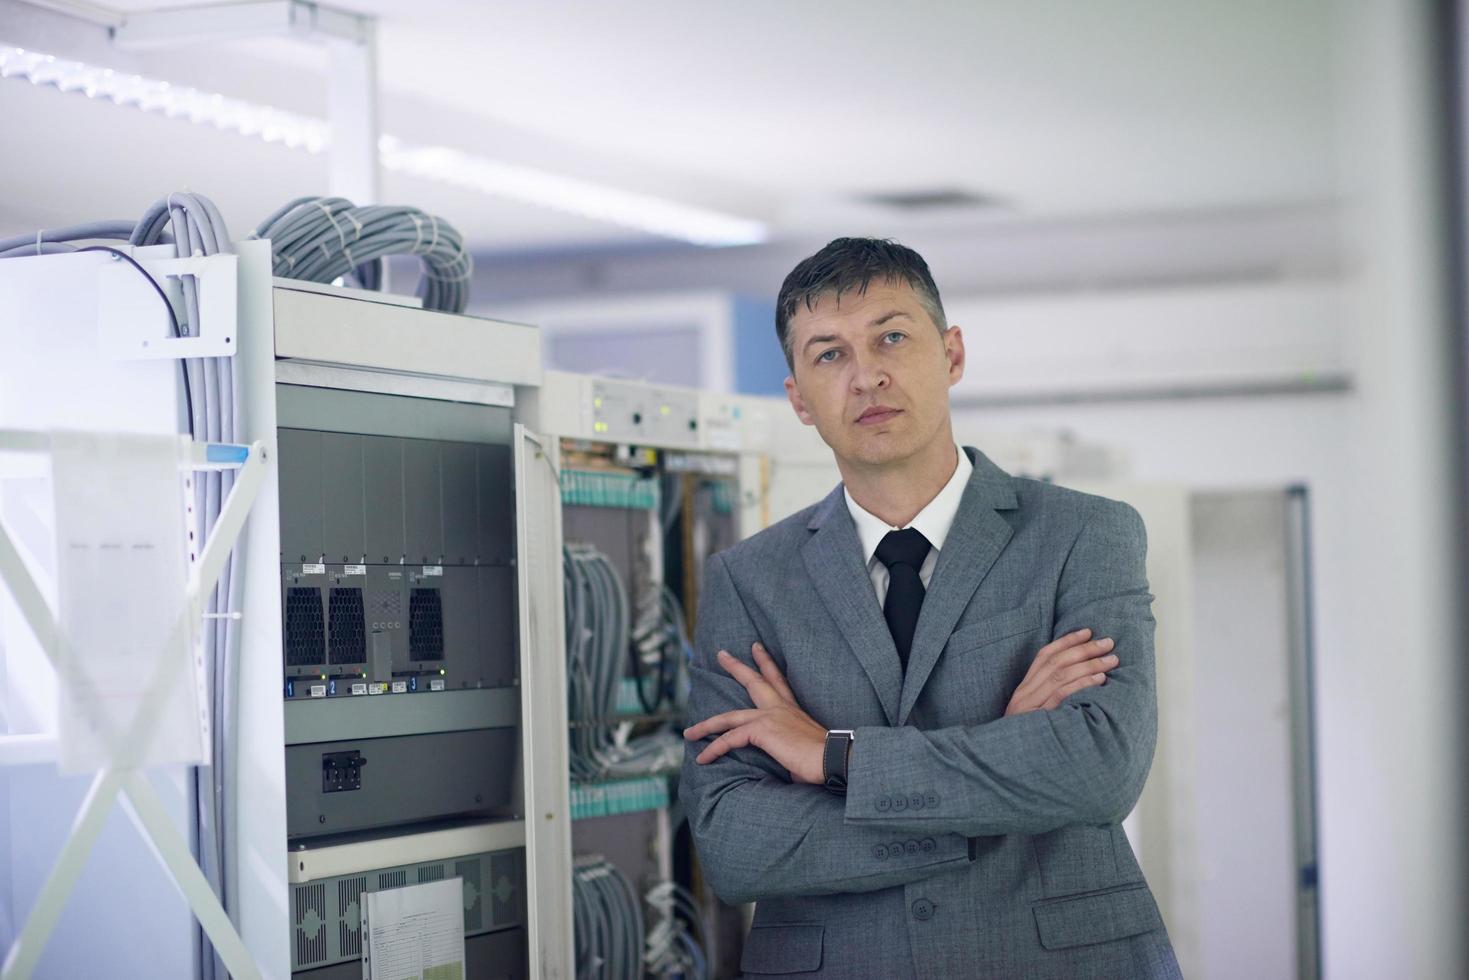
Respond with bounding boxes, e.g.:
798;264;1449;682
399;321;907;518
206;443;250;465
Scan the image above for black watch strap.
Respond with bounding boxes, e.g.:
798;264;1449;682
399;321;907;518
823;729;854;795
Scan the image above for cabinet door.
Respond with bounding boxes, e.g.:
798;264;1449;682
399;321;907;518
512;424;573;979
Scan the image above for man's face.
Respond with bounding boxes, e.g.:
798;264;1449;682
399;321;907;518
783;279;965;472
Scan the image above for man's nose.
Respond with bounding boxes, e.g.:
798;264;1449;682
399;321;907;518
851;354;889;394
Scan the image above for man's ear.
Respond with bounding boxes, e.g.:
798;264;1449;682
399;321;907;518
784;376;816;426
944;325;966;386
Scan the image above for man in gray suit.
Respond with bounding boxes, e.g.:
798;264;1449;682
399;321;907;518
680;239;1181;978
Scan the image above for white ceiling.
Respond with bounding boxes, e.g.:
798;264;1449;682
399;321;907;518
2;0;1340;253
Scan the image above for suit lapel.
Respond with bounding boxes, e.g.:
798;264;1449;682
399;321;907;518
801;486;903;726
898;449;1018;725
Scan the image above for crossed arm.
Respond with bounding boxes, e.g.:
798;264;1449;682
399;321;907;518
678;498;1156;904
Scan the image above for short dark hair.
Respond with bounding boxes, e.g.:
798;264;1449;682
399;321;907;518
775;237;947;369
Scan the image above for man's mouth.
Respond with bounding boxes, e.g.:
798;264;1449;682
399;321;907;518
856;406;902;425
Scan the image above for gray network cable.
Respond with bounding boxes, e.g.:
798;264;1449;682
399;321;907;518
252;196;473;312
565;543;692;781
572;859;647;980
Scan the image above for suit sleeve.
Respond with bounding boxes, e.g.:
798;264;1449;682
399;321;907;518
679;552;974;906
842;497;1158;836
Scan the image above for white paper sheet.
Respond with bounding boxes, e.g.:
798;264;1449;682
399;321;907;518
51;431;205;772
361;877;466;980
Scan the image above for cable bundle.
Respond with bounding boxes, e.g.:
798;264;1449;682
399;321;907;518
573;858;645;980
565;543;630;780
252;196;473;312
629;584;691;715
643;881;709;980
565;545;688;781
0;194;241;980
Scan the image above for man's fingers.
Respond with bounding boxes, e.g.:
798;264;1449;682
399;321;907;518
695;725;756;765
1022;629;1094;680
683;709;761;742
752;643;795;702
1042;672;1108;710
1049;653;1120;689
716;649;779;705
1014;639;1115;700
1025;637;1114;688
1031;628;1092;666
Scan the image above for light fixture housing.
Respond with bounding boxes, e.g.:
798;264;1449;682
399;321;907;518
0;44;767;247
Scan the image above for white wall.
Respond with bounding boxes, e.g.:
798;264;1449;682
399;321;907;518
1321;2;1465;976
955;392;1350;977
947;280;1350;404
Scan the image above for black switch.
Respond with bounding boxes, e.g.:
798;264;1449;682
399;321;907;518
322;750;366;793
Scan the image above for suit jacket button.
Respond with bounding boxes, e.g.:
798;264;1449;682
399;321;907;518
925;792;939;808
892;795;908;812
904;840;919;855
920;838;936;852
873;844;888;861
911;899;935;921
876;796;891;812
909;794;924;810
891;841;905;857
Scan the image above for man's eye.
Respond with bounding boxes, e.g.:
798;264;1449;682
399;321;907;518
817;349;840;363
883;331;906;345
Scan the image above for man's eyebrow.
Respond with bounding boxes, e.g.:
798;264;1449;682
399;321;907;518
801;312;916;353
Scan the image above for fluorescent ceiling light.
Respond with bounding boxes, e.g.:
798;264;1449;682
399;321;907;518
376;138;766;247
0;44;767;247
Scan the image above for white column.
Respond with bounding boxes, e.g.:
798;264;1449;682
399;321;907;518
326;27;380;206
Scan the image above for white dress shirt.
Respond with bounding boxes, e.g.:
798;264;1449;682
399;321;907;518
844;446;972;606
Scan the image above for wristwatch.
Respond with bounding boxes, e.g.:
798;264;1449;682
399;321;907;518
823;729;855;795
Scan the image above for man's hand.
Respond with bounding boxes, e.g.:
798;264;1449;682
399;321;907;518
1004;628;1119;717
683;643;828;784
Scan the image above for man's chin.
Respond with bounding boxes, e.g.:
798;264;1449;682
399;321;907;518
833;436;913;469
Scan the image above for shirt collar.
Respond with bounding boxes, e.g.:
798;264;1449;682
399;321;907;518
844;445;973;566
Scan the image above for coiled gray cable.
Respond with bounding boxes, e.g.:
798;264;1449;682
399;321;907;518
252;196;473;312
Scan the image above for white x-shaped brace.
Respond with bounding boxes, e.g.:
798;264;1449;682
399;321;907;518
0;434;269;980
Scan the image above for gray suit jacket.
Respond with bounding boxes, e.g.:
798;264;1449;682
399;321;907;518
680;448;1182;979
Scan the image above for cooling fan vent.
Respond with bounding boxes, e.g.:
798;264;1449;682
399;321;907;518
285;587;325;666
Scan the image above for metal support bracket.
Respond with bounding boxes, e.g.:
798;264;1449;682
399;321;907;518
112;0;371;48
0;433;268;980
111;0;380;203
99;251;238;361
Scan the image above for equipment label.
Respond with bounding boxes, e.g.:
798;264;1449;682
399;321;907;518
343;564;367;576
391;681;407;694
308;684;327;698
422;565;443;577
368;682;389;695
350;683;368;696
302;562;326;575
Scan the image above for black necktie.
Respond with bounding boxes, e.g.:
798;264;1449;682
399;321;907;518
875;528;931;672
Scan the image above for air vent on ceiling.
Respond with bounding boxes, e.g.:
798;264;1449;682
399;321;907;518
860;188;1003;211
